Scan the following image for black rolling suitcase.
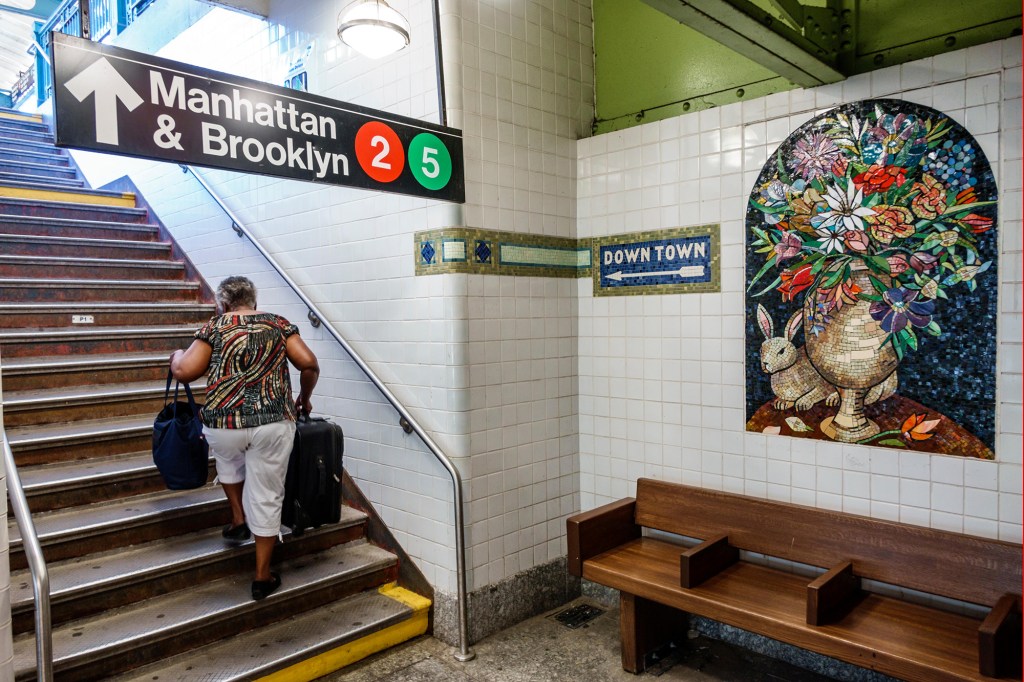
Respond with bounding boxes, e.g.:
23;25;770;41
282;414;343;537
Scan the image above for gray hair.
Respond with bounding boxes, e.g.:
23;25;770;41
216;276;257;311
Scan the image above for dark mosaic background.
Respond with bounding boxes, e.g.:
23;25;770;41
744;99;998;452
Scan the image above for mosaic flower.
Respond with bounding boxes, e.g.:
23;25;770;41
867;205;915;244
958;213;994;234
909;251;938;273
863;111;921;165
777;263;814;302
900;413;940;441
887;254;909;276
843;230;869;253
853;164;908;193
924;139;977;192
773;231;803;262
813;182;875;233
815;225;846;254
790;132;841;180
869;287;935;333
910;174;947;219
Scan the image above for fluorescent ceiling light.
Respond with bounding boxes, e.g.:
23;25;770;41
337;0;410;59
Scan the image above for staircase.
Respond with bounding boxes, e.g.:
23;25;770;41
0;107;431;681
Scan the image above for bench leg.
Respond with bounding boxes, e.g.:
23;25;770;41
619;593;687;673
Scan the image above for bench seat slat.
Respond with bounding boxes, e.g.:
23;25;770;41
585;537;1007;682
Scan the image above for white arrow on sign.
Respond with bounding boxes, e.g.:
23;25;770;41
605;264;706;281
64;57;143;146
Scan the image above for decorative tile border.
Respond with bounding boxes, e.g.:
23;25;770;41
592;224;721;296
415;228;592;278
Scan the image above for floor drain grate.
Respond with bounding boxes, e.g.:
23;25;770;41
552;603;605;629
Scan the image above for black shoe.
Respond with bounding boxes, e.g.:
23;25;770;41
252;573;281;601
222;522;251;543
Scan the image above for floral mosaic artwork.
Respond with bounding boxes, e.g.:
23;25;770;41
744;99;998;458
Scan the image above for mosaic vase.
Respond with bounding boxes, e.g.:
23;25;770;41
804;264;899;442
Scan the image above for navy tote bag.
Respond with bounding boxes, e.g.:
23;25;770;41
152;370;210;490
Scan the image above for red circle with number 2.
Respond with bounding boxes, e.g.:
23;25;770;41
355;121;405;183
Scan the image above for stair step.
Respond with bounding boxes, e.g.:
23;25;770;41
0;149;71;167
10;506;369;630
0;214;159;240
0;197;148;223
0;302;212;331
0;349;209;390
0;122;52;141
0;232;171;260
0;279;201;304
6;415;156;464
17;450;210;512
0;159;76;177
2;378;206;427
0;254;186;281
105;586;426;682
0;184;136;208
0;176;85;193
0;171;82;188
12;541;400;681
0;135;64;154
0;111;47;128
9;486;228;570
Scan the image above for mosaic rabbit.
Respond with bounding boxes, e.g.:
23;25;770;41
756;304;840;411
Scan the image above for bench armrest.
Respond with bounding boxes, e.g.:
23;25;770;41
979;592;1022;678
566;498;640;577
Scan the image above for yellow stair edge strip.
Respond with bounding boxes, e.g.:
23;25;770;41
257;584;431;682
0;186;136;207
0;112;42;123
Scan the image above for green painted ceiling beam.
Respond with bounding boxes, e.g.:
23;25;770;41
637;0;845;87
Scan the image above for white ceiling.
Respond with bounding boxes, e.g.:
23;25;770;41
0;9;37;98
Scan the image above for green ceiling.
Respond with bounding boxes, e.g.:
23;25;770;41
593;0;1023;133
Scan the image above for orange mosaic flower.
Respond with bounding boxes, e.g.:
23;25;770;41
901;413;939;441
854;164;908;193
910;174;947;219
868;205;915;244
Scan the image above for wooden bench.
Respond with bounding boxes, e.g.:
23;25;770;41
567;478;1022;681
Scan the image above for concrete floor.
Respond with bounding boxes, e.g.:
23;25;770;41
317;599;835;682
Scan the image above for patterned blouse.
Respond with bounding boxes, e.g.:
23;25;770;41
195;313;299;429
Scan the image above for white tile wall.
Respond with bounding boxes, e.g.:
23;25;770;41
577;39;1023;543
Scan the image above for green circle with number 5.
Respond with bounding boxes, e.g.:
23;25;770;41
408;133;452;191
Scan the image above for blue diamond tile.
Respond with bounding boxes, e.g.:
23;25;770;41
475;240;491;264
421;241;436;265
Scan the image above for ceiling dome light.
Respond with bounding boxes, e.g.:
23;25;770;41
337;0;411;60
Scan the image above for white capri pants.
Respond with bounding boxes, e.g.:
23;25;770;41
203;420;297;537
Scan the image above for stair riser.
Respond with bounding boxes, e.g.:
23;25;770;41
39;565;399;682
0;126;53;143
3;393;204;428
0;285;200;304
0;239;171;260
11;522;367;633
0;175;83;189
0;162;76;177
0;262;185;281
10;504;232;572
0;150;69;167
1;363;172;390
0;139;65;156
0;308;211;329
0;332;197;358
21;463;218;515
12;432;152;466
0;220;159;241
0;204;146;225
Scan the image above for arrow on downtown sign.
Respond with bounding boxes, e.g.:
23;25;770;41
604;265;706;281
63;57;143;145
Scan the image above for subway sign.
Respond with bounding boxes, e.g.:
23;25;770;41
50;32;465;203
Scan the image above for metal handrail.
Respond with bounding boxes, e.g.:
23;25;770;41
180;165;475;661
3;432;53;681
